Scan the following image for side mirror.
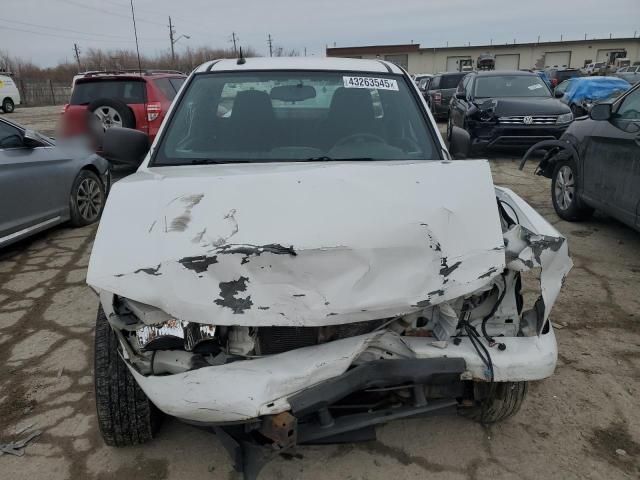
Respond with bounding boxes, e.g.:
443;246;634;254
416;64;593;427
455;91;466;100
590;103;611;121
103;127;150;166
554;89;564;98
22;130;43;148
449;126;471;159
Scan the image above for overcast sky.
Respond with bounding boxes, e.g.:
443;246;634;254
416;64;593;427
2;0;639;67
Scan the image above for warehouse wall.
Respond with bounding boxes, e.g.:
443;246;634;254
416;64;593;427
329;39;640;75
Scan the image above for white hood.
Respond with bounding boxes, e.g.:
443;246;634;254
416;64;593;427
87;160;507;326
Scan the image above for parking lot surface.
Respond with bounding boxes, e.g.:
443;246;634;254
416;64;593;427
0;108;638;479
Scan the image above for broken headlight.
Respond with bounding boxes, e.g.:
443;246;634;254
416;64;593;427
135;321;218;353
116;297;218;353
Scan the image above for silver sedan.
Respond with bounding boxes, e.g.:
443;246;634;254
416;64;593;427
0;116;110;248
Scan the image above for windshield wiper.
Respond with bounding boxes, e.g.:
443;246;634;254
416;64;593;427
302;156;376;162
190;159;251;165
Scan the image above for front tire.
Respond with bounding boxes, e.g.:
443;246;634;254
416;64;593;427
462;381;528;424
69;170;105;227
94;305;163;446
2;98;15;113
551;158;594;221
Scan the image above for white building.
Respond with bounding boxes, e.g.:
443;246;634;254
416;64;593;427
326;37;640;74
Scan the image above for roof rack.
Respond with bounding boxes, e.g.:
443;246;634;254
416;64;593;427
79;69;185;77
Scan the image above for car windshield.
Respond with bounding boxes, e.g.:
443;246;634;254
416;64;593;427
474;75;551;98
439;74;465;89
70;79;146;105
154;71;439;165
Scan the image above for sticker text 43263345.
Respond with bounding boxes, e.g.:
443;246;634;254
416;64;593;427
343;76;399;91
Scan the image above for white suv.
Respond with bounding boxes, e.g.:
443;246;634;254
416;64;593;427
0;74;21;113
88;57;571;479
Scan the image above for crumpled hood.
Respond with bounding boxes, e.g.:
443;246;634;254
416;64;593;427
87;160;506;326
474;97;570;116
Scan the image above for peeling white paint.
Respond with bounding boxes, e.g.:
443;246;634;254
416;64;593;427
88;160;507;326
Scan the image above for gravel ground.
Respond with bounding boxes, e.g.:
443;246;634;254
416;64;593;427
0;110;638;480
5;105;62;137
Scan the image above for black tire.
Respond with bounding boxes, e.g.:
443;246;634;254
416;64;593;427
94;305;163;446
551;157;594;221
461;381;528;424
69;169;106;227
2;97;15;113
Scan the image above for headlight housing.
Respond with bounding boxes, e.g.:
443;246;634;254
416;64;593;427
556;112;574;124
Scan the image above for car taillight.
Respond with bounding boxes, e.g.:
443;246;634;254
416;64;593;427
433;92;442;104
146;102;161;122
61;103;70;114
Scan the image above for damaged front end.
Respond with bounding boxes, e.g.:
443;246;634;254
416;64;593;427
88;160;571;477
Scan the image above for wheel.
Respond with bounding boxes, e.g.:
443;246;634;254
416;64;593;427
2;98;15;113
551;158;594;221
69;170;106;227
94;305;163;446
87;98;136;145
461;381;528;424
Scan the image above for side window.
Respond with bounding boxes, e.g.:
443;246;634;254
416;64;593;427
0;121;22;149
430;76;440;90
616;89;640;121
154;78;177;100
462;75;472;96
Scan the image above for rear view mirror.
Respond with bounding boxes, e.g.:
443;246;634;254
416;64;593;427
590;103;611;121
449;126;471;159
554;89;564;98
455;91;466;100
103;127;149;166
271;85;316;102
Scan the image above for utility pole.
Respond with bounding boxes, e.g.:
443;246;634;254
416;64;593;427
231;32;238;55
169;16;175;64
73;43;82;71
168;16;189;66
268;34;273;57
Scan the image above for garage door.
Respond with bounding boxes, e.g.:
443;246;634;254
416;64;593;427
544;51;571;68
596;49;625;63
446;56;470;72
495;54;520;70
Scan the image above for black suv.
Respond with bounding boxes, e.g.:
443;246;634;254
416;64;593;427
448;70;574;152
521;81;640;232
423;72;467;119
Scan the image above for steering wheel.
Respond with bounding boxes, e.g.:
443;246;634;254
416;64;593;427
333;133;386;148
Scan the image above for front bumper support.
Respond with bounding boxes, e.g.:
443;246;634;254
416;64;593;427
214;358;465;480
289;357;466;416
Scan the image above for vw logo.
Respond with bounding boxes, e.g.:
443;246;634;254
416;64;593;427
523;116;534;125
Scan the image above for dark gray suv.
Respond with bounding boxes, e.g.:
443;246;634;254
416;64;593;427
424;72;468;119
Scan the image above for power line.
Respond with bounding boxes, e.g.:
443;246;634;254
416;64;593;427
57;0;166;27
0;17;163;41
0;24;148;43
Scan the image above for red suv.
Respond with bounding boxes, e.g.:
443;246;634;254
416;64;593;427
60;70;186;147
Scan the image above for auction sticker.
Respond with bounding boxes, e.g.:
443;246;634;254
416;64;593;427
343;76;398;91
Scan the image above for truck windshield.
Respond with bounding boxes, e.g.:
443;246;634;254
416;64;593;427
474;75;551;98
153;71;439;165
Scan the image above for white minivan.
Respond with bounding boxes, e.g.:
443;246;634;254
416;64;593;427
0;74;21;113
